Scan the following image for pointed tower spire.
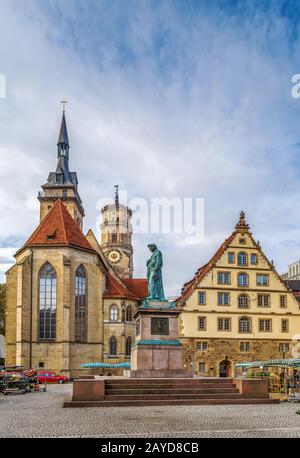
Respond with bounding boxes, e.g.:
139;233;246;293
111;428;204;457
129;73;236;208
38;101;85;227
57;111;69;147
114;184;119;206
57;99;69;158
54;100;73;183
235;211;250;231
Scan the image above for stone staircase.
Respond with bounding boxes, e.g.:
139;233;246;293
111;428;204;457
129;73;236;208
65;378;279;407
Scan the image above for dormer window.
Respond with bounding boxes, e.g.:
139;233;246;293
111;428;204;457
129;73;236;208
47;230;57;240
56;173;62;184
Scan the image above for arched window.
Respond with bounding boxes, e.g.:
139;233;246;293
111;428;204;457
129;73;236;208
75;265;87;342
239;316;251;333
238;272;249;287
109;336;117;356
110;305;118;321
126;306;132;322
237;252;248;266
238;294;249;309
39;262;57;340
126;336;132;357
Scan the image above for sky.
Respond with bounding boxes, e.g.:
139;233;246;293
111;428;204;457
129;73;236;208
1;0;300;296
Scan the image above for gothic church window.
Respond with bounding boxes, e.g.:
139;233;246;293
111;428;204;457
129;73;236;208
126;336;132;357
109;336;117;356
126;306;132;322
39;262;57;340
75;265;87;342
110;305;118;321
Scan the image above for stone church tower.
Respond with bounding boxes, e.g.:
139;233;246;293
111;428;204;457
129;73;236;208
5;106;147;377
38;109;85;229
100;185;133;278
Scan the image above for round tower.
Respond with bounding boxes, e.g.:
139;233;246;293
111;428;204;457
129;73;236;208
100;185;133;278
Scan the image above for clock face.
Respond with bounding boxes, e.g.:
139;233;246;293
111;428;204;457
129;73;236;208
107;249;122;264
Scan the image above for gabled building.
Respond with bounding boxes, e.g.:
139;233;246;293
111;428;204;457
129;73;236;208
5;109;147;377
178;212;300;377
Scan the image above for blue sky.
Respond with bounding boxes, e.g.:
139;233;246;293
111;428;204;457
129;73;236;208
1;0;300;295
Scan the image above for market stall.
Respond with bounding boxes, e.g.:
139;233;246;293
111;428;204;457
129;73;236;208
0;367;46;395
235;358;300;400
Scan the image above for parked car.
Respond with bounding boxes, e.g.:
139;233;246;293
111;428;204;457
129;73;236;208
37;371;69;384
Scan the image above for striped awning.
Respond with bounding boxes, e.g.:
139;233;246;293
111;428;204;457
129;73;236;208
81;362;131;369
235;359;300;369
235;361;265;368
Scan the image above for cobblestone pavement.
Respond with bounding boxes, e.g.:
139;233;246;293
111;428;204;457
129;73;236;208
0;384;300;438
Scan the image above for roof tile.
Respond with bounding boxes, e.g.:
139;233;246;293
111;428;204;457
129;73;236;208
25;199;95;253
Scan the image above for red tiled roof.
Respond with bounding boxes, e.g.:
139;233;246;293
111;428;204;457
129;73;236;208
104;273;140;300
25;199;96;253
123;278;148;300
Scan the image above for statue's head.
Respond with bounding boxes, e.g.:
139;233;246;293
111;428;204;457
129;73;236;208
148;243;157;253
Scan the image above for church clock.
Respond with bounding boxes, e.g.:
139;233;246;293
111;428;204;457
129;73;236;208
100;186;133;278
106;249;123;264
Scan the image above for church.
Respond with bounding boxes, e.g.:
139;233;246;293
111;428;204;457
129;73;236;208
5;109;147;378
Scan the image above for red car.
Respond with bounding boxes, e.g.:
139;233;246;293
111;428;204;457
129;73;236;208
37;371;69;384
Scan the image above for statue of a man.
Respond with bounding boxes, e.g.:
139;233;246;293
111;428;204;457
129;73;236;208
146;244;166;301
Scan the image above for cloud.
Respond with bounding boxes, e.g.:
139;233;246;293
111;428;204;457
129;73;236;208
1;0;300;295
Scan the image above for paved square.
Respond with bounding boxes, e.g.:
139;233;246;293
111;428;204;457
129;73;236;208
0;383;300;438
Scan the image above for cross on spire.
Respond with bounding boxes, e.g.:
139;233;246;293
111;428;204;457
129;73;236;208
60;98;68;112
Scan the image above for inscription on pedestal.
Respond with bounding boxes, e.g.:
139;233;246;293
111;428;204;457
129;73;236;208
151;317;169;335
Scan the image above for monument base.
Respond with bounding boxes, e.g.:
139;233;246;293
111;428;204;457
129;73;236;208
131;301;192;378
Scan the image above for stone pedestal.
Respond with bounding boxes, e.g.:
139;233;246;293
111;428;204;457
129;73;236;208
130;300;192;378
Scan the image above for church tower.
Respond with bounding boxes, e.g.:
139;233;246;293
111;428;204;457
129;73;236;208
38;102;85;228
100;185;133;278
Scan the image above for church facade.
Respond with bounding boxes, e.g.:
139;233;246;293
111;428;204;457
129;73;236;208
178;213;300;377
5;110;147;378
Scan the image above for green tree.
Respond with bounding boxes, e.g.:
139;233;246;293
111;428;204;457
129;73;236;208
0;283;6;335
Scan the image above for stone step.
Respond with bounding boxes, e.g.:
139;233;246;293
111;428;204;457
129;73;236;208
64;398;279;408
106;378;234;385
105;393;262;400
105;387;240;395
105;383;236;390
